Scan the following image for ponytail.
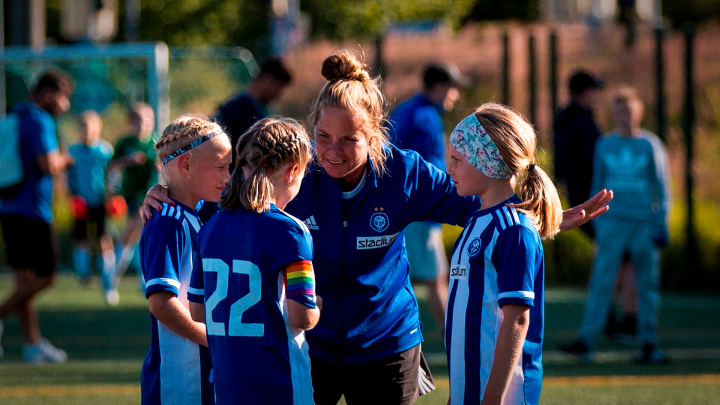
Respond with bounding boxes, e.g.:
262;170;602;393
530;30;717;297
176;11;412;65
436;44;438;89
474;103;563;239
219;117;311;213
510;164;562;239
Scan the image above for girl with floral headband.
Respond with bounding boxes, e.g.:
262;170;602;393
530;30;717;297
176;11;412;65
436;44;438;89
445;103;562;405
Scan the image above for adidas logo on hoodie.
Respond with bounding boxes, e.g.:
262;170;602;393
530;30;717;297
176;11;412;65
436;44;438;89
305;216;319;230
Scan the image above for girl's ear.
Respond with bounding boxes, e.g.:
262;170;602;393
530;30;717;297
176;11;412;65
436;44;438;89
177;154;192;174
284;163;300;183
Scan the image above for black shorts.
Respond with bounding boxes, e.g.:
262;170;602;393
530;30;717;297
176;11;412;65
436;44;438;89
0;215;58;276
74;206;107;240
311;345;435;405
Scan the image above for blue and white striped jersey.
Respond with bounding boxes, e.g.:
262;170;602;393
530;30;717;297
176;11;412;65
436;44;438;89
445;196;544;405
140;199;214;405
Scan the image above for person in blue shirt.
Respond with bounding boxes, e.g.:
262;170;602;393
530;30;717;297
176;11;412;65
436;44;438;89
388;63;469;336
140;115;231;405
0;71;75;363
445;104;563;405
143;51;611;405
67;111;117;304
188;117;320;405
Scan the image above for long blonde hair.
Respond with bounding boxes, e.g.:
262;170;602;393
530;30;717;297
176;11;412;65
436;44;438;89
220;117;312;213
308;50;391;177
475;103;562;239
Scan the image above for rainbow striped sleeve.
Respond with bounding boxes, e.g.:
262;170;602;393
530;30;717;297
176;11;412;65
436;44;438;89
285;260;316;307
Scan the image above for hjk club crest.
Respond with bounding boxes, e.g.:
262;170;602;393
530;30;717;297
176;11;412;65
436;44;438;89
370;207;389;233
467;237;482;257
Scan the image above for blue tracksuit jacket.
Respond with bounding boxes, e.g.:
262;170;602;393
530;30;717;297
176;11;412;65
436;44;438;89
285;146;480;363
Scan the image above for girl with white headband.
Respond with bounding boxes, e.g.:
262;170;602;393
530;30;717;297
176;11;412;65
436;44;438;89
139;115;231;405
445;103;562;405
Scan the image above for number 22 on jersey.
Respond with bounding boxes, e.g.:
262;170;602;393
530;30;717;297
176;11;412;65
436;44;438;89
203;258;264;337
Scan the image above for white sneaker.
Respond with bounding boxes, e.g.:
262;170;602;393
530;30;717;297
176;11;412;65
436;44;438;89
105;289;120;306
23;339;68;364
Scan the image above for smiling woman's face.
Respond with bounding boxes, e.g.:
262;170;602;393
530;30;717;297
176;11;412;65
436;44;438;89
314;106;369;188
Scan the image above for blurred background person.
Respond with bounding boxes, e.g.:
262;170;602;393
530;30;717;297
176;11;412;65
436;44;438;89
554;71;639;339
110;103;158;293
388;63;469;335
0;71;74;363
216;57;293;172
561;87;670;364
67;110;117;305
553;70;604;237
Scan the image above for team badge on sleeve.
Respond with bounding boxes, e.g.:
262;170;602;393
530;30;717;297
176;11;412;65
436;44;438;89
467;237;482;257
370;207;389;233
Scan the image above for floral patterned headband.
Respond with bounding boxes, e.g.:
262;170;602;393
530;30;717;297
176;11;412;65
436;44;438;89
449;113;514;179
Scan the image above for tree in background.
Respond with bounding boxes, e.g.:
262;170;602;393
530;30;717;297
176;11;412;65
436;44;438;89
38;0;720;48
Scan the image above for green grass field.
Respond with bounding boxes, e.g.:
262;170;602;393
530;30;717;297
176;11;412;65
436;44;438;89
1;273;719;404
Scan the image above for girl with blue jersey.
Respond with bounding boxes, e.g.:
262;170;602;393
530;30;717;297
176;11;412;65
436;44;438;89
142;52;611;405
187;117;320;405
140;115;231;405
445;104;562;405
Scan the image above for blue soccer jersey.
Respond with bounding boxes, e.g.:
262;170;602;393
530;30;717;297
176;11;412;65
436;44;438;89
188;204;316;405
140;200;214;405
445;196;544;405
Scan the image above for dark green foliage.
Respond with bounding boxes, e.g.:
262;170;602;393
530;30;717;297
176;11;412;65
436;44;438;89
662;0;720;28
464;0;541;22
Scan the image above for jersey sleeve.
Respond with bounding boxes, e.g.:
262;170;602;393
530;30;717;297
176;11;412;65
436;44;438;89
141;216;186;298
407;151;481;226
647;135;671;228
196;200;219;223
25;113;58;159
277;221;316;308
101;140;114;162
491;225;539;308
187;253;205;304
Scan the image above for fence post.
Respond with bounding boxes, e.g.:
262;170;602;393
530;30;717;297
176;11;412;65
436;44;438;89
502;30;510;105
683;25;698;276
655;27;665;141
374;35;384;79
528;30;537;128
550;30;558;127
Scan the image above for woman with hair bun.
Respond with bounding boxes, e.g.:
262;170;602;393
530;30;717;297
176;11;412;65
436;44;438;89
144;51;612;405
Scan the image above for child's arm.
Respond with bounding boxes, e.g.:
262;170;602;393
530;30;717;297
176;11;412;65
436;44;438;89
287;295;322;331
189;301;205;323
285;260;321;331
148;291;208;347
481;304;530;405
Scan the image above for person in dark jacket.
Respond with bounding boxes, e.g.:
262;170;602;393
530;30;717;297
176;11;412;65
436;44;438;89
216;57;293;172
554;71;604;238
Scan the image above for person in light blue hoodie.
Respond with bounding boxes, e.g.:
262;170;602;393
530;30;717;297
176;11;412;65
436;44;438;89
561;87;670;364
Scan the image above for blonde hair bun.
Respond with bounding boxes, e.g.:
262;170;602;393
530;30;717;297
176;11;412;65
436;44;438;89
321;51;370;83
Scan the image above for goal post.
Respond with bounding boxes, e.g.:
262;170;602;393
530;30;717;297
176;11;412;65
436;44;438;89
0;42;170;132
